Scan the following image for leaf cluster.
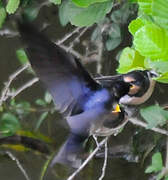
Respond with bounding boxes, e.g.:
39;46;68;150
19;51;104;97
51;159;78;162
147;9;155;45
117;0;168;83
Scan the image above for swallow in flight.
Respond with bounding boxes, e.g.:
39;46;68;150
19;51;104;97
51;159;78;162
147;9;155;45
18;22;156;168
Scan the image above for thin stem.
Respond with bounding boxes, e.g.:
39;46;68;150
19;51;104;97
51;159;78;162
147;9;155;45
67;138;108;180
57;27;81;45
9;77;39;99
129;118;168;136
0;64;30;105
98;137;108;180
6;151;30;180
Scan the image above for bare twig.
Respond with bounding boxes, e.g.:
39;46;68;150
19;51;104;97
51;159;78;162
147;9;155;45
59;44;84;60
0;64;30;105
98;138;108;180
165;137;168;169
129;118;168;136
67;27;89;51
6;151;30;180
9;77;39;99
96;42;103;74
93;134;100;148
57;27;81;45
67;138;108;180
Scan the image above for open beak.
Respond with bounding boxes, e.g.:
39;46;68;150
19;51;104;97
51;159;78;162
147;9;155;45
112;104;121;113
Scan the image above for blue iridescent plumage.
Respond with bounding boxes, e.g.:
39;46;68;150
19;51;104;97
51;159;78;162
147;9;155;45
18;22;131;168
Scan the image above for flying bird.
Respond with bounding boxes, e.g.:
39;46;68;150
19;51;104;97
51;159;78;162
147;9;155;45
18;22;156;167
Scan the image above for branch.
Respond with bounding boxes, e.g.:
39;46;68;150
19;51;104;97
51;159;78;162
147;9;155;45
57;27;81;45
96;41;103;74
0;64;30;105
67;27;89;51
129;118;168;136
98;138;108;180
9;77;39;99
6;151;30;180
67;138;108;180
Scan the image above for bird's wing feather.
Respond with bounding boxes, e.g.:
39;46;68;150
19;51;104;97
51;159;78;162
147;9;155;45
18;22;100;116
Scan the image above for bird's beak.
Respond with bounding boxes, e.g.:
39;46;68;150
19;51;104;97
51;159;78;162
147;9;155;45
149;70;158;78
112;104;121;113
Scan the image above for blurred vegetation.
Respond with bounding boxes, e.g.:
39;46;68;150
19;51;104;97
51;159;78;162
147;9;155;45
0;0;168;179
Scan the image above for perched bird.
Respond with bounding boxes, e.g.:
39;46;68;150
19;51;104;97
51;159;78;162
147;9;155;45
96;70;157;105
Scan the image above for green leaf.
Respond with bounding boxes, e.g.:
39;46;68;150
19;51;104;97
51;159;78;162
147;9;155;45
111;3;130;24
0;3;6;28
134;24;168;60
72;0;109;8
44;92;52;104
152;0;168;19
128;18;145;35
58;0;70;26
16;49;29;65
144;59;168;74
67;1;113;27
155;72;168;83
165;176;168;180
140;105;168;128
152;0;168;29
35;99;46;106
106;38;121;51
0;113;21;136
138;0;152;15
15;102;31;115
145;152;163;173
91;27;102;42
117;47;145;73
6;0;20;14
35;112;48;131
105;23;121;51
50;0;61;5
23;5;40;21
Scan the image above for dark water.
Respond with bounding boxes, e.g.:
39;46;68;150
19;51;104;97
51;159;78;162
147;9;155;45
0;4;168;180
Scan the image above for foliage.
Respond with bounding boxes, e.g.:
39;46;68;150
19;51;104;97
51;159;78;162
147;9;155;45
0;113;21;137
6;0;20;14
0;91;54;138
117;47;145;73
117;0;168;84
0;2;6;28
145;152;168;180
16;49;29;65
59;0;113;27
140;104;168;129
145;152;163;174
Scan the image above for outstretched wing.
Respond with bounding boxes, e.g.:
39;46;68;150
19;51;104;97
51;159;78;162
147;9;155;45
18;22;101;116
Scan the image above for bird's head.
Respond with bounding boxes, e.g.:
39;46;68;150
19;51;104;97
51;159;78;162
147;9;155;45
119;70;157;105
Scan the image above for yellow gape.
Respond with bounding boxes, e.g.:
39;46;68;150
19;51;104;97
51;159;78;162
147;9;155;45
112;104;121;113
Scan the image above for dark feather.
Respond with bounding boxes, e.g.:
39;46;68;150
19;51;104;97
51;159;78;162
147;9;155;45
18;22;101;116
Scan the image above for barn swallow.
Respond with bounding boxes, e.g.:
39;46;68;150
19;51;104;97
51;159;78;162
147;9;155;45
17;22;155;168
96;70;157;105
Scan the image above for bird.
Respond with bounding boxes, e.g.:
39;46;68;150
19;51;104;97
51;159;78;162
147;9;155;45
17;22;156;168
96;70;157;105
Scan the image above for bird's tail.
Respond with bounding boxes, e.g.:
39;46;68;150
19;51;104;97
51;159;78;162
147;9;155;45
50;133;88;168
